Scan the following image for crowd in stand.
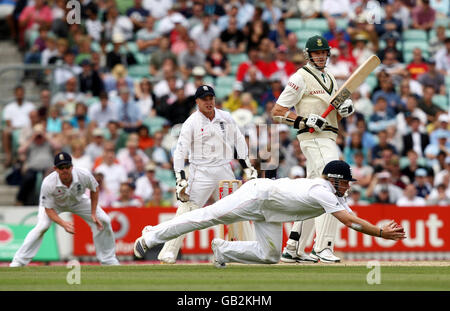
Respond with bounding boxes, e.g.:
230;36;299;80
1;0;449;208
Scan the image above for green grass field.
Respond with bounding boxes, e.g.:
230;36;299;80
1;263;449;291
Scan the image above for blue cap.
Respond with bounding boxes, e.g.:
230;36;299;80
195;85;215;99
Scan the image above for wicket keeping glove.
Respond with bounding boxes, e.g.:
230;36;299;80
305;114;327;132
337;99;355;118
239;158;258;181
175;170;189;202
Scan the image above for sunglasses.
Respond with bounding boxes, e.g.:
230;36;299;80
57;164;72;170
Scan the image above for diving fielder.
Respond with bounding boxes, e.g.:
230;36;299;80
134;160;406;266
10;152;119;267
271;35;355;263
157;85;257;264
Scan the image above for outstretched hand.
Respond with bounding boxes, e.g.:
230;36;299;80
381;220;406;241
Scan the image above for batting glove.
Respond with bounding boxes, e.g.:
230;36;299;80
175;171;189;202
243;166;258;180
305;114;327;132
337;99;355;118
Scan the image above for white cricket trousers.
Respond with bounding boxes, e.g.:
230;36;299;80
287;137;340;253
11;201;119;266
147;179;282;264
158;164;255;261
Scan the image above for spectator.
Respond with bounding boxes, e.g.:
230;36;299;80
235;47;271;83
429;25;447;57
366;171;404;204
85;129;106;163
84;3;102;42
286;34;303;61
189;13;220;54
106;32;137;71
2;85;36;167
136;16;161;55
94;144;128;194
392;0;412;30
406;48;429;80
217;3;241;31
156;85;196;126
321;0;350;19
78;59;105;97
396;184;427;206
51;77;86;117
350;150;374;188
434;156;450;187
347;185;370;206
40;33;58;67
220;15;246;54
435;37;450;76
70;139;93;171
242;66;269;104
417;59;446;95
103;5;133;42
261;0;282;29
149;36;178;77
236;0;255;27
53;50;82;88
429;114;450;146
135;78;157;118
46;106;62;136
17;0;53;50
126;0;150;33
145;186;172;207
424;131;449;167
414;168;433;199
134;161;157;203
117;134;150;174
244;9;270;52
401;149;431;184
267;45;296;86
111;182;143;208
372;76;403;116
327;48;351;87
115;86;143;133
368;96;397;133
418;85;445;123
371;129;398;164
351;33;374;67
187;1;205;30
352;90;373;121
297;0;321;19
127;154;147;184
88;91;118;129
411;0;436;31
344;131;369;166
323;17;350;44
145;131;170;168
204;38;231;79
184;65;209;97
375;3;403;40
136;124;154;151
402;117;430;157
16;124;58;205
268;17;291;48
178;39;206;80
94;172;116;208
377;32;403;63
223;82;245;112
426;183;450;206
143;0;173;20
69;102;90;134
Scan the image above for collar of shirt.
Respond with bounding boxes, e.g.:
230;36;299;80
56;168;79;188
305;62;328;76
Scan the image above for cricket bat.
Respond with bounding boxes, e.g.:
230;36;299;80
309;55;381;133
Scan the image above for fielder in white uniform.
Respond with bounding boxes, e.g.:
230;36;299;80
134;160;406;266
157;85;257;264
271;35;356;263
10;152;120;267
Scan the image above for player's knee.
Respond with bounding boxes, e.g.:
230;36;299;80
262;248;281;264
35;222;51;236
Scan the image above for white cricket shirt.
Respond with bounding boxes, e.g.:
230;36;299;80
173;108;248;171
40;167;99;209
257;178;352;222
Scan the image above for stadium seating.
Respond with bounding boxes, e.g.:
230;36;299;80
128;64;150;80
403;40;430;53
402;29;428;41
285;18;303;32
215;75;236;100
227;53;248;75
295;29;323;42
302;18;328;32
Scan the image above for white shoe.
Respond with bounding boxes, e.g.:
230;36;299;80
159;253;176;264
310;248;341;263
211;238;226;268
133;236;148;259
280;249;318;263
142;225;153;235
9;261;24;267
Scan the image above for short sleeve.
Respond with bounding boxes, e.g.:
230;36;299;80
276;72;306;108
309;184;346;214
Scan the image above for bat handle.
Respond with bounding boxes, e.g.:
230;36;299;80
308;105;336;133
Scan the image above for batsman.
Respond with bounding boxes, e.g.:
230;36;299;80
271;35;356;263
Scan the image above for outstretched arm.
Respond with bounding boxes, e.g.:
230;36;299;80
332;210;406;240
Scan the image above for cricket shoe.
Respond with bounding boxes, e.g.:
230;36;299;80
310;248;341;263
211;238;226;268
133;236;148;259
9;261;24;267
280;249;318;263
158;253;176;264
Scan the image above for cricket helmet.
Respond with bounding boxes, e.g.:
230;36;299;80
322;160;356;197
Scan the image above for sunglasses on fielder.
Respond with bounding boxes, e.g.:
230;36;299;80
57;164;72;170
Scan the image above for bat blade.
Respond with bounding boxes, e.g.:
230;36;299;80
329;54;381;109
309;55;380;133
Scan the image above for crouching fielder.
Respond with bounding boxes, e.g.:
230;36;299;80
157;85;257;264
10;152;119;267
134;161;405;266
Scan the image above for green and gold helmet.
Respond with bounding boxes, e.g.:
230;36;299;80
304;35;330;69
